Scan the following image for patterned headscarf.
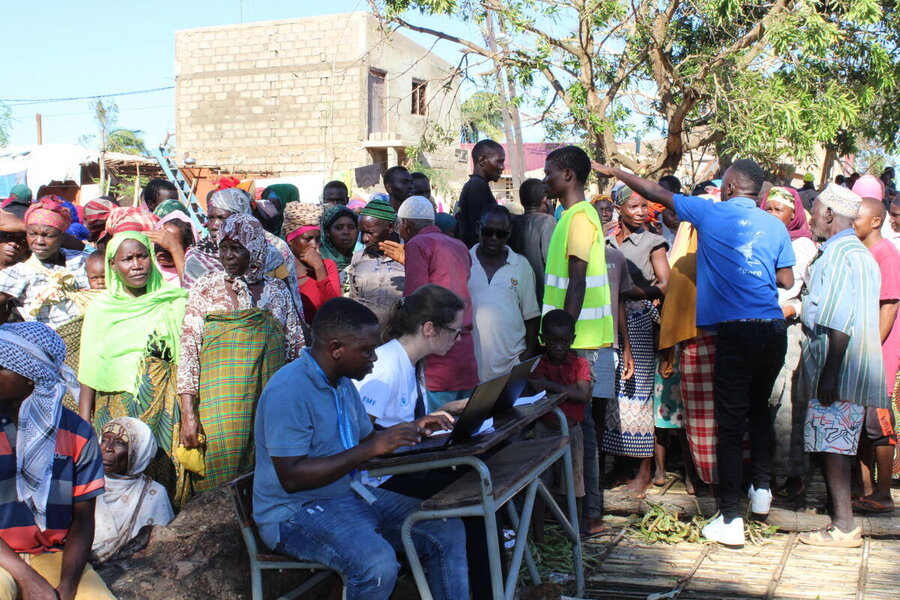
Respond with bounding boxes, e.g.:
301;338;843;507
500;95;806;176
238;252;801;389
23;196;72;232
0;322;79;531
219;213;268;287
761;186;814;241
613;185;637;207
84;197;118;224
209;188;252;216
283;202;324;240
101;417;157;477
105;206;159;237
153;199;190;219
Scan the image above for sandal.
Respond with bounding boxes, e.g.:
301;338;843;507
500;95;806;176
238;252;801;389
852;497;895;514
798;524;862;548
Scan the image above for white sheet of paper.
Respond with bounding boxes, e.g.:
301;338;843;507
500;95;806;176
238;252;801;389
476;418;494;436
513;390;547;407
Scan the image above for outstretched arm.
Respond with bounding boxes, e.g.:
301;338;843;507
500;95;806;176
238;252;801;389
592;163;676;209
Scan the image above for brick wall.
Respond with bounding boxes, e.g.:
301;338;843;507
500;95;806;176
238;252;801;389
175;12;466;190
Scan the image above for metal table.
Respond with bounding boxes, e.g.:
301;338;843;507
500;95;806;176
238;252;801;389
361;393;584;600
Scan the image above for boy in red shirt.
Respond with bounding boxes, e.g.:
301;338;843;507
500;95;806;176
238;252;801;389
530;310;592;519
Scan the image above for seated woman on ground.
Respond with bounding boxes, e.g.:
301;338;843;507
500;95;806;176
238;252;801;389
93;417;174;563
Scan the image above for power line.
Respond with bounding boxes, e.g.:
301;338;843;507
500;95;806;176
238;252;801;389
0;86;174;106
9;104;175;119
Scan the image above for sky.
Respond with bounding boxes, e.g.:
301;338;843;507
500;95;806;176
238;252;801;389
3;0;484;149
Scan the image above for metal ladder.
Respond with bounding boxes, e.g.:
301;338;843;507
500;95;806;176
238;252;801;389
150;145;206;231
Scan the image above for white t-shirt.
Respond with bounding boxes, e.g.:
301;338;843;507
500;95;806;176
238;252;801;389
354;338;422;428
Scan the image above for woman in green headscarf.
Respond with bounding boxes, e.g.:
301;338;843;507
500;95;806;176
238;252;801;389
319;204;358;274
78;231;188;501
259;183;299;236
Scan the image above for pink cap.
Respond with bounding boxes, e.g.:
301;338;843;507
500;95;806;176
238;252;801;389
852;175;884;201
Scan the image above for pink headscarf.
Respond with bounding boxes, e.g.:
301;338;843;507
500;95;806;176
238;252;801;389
105;207;158;237
154;210;199;244
23;197;72;232
761;186;813;241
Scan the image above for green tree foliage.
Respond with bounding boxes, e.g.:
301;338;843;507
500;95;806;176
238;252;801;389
106;128;147;155
461;91;505;142
374;0;900;176
83;100;147;155
0;104;11;147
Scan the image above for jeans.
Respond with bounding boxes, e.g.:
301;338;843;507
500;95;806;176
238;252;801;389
714;320;787;521
577;347;616;519
581;404;602;518
276;488;469;600
381;467;506;600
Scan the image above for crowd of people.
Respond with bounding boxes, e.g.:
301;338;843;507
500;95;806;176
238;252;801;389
0;141;896;599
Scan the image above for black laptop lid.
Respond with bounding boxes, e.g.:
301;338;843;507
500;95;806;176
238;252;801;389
449;373;511;443
494;356;542;415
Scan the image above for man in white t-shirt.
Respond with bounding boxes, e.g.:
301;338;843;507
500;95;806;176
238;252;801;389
468;204;540;382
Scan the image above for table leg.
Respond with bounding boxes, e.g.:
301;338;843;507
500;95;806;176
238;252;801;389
503;501;540;585
400;513;434;600
503;479;539;599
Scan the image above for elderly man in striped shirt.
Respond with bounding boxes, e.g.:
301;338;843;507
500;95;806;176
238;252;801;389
799;184;886;548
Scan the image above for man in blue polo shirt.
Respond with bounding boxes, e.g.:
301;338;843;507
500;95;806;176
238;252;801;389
253;297;467;600
593;160;795;547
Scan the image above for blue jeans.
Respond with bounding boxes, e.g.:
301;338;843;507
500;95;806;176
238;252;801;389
426;388;474;414
276;487;468;600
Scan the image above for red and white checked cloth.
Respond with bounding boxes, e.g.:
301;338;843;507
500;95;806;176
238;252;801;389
680;332;717;484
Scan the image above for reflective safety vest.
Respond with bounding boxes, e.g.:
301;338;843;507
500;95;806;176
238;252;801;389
542;201;614;349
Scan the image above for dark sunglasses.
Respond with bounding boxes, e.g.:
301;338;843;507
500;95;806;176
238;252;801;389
481;227;510;239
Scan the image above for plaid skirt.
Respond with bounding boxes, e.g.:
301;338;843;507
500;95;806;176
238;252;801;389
192;309;287;494
680;332;717;484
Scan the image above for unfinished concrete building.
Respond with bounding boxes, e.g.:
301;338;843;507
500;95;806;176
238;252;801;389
174;12;466;186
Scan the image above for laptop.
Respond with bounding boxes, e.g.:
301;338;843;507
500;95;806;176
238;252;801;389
492;356;542;416
388;372;511;456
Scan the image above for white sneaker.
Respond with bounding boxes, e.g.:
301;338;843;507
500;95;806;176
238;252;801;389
702;515;744;547
747;485;772;516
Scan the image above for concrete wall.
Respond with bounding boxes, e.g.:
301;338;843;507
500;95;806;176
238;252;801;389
175;12;466;190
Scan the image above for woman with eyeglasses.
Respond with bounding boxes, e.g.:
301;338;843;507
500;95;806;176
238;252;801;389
354;283;467;428
353;283;503;600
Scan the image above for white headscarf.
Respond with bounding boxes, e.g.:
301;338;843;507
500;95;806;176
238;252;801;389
93;417;173;562
0;323;78;531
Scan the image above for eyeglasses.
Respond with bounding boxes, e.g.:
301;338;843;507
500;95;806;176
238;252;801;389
442;325;469;341
481;228;510;239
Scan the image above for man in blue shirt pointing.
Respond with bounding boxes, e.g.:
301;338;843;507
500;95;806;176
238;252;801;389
593;159;795;547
